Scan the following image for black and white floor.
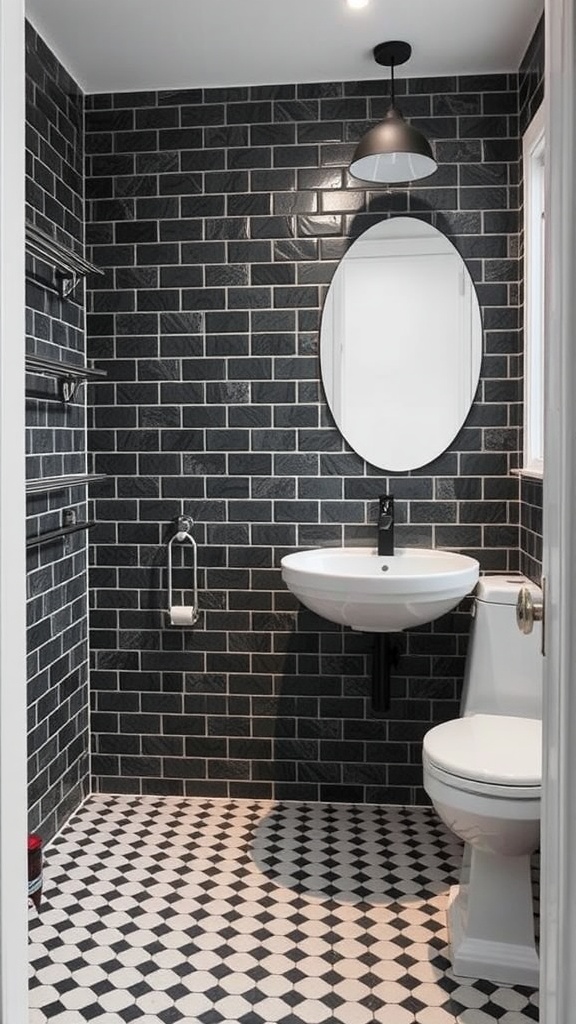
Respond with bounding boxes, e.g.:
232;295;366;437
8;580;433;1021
28;796;539;1024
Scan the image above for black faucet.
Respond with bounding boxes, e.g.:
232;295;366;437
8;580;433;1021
377;494;394;556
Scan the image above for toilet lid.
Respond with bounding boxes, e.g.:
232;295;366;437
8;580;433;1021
423;714;541;786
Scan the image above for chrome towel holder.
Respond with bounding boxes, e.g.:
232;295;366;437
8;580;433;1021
167;514;199;625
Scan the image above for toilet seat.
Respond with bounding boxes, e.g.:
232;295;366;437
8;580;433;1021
423;714;541;797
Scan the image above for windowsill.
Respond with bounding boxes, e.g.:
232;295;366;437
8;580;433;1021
512;467;544;481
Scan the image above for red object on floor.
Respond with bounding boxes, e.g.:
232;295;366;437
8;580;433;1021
28;834;43;910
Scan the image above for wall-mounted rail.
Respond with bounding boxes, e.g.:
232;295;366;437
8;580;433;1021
26;222;104;298
26;520;96;549
26;353;108;402
26;473;107;495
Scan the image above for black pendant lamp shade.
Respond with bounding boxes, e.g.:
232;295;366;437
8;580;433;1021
349;41;437;184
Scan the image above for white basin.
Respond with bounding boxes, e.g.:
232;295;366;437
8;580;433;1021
281;547;480;632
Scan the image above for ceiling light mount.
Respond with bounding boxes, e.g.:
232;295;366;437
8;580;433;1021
372;40;412;69
349;39;438;185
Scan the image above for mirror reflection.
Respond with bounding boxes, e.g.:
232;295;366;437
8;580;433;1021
320;217;483;472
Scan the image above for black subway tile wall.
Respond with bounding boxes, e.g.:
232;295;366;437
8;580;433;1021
520;477;543;582
519;16;544;584
519;16;544;136
86;67;525;806
26;23;90;840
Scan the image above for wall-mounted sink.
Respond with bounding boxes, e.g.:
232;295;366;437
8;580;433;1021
281;547;480;632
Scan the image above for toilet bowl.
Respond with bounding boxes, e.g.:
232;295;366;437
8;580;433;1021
422;577;542;987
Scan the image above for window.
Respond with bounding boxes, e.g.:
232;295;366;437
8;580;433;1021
523;104;545;476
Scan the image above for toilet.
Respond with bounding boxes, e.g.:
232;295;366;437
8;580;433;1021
422;575;542;987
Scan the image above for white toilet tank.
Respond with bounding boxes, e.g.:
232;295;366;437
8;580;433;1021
460;575;543;720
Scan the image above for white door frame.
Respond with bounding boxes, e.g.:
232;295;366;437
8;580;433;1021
0;0;28;1022
540;0;576;1018
0;2;574;1022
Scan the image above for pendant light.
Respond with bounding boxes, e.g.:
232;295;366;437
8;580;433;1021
349;41;437;184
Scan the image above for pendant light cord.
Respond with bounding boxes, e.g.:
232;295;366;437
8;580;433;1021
390;57;396;108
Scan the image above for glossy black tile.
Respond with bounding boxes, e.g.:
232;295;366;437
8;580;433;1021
80;31;544;805
26;23;90;841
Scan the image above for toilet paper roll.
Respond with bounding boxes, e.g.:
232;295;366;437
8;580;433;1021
169;606;196;626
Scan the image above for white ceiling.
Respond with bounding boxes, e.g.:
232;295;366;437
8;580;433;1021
26;0;544;96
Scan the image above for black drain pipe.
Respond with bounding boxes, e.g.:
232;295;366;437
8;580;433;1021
371;633;399;713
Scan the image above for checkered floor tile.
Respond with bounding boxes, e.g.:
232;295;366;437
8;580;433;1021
29;796;539;1023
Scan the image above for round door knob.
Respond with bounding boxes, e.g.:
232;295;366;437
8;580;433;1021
516;586;544;634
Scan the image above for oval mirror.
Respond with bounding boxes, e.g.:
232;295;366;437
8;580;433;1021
320;217;482;472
